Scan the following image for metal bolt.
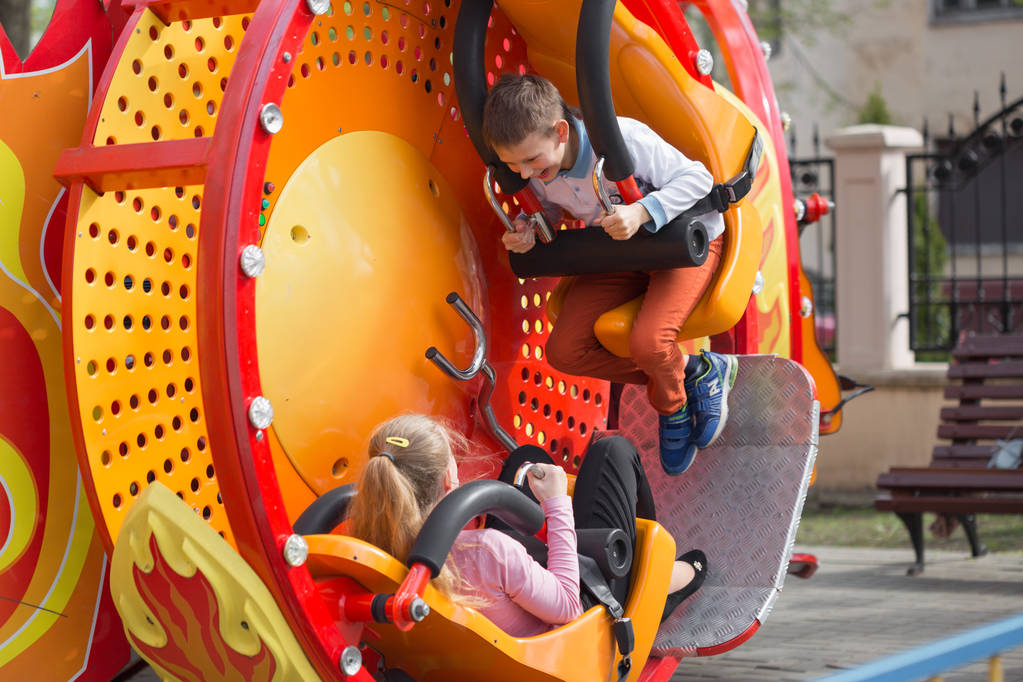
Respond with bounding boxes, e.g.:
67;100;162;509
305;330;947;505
282;534;308;566
248;396;274;429
781;111;792;132
752;270;765;296
240;244;266;277
409;597;431;621
339;645;362;676
760;41;772;60
695;49;714;76
259;103;284;134
800;296;814;318
306;0;331;16
282;52;292;63
793;198;807;222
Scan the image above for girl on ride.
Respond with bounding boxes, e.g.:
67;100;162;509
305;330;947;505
346;414;707;637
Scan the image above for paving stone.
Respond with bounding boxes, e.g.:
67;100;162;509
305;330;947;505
671;545;1023;681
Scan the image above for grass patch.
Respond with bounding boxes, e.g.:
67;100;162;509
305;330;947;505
796;507;1023;553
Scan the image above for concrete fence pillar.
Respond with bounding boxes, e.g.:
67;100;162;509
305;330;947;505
826;124;923;372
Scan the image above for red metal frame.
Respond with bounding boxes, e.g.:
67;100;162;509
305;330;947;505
54;138;212;192
122;0;258;24
682;1;806;364
197;0;368;678
696;620;761;657
61;5;147;555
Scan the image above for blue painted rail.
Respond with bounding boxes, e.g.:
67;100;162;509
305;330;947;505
815;612;1023;681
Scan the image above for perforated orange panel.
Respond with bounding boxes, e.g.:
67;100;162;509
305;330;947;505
255;0;610;484
67;7;247;546
70;184;227;542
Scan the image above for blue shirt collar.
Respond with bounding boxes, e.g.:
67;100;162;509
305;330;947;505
552;116;592;182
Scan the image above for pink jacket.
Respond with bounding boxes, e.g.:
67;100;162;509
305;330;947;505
448;495;583;637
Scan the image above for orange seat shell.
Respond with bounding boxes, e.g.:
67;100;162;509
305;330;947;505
306;518;675;682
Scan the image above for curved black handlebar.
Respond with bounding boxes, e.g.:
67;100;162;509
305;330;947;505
576;0;634;182
293;484;357;535
509;217;708;278
408;480;544;577
453;0;527;195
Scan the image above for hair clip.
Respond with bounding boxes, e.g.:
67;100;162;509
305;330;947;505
376;451;395;463
385;436;410;448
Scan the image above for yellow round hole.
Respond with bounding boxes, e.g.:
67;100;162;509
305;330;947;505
290;225;310;244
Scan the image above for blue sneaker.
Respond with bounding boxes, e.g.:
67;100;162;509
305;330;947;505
658;403;698;476
684;350;738;448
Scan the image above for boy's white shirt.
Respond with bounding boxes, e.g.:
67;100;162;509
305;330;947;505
528;116;725;241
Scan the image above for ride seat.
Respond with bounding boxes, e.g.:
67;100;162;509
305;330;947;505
495;0;764;357
547;199;761;358
305;517;676;682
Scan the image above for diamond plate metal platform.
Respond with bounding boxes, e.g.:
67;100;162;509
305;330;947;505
617;354;819;657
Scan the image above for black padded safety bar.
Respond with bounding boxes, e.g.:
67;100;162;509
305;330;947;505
408;480;544;577
509;217;708;278
452;0;527;194
576;0;633;182
293;483;357;535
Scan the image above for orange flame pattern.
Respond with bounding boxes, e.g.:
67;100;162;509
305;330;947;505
129;535;278;682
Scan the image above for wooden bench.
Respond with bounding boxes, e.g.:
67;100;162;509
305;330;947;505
875;333;1023;575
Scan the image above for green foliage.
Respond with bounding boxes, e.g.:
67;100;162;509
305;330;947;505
798;506;1023;553
745;0;849;46
910;191;952;361
857;83;893;125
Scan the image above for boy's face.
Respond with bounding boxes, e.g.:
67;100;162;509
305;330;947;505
493;119;571;182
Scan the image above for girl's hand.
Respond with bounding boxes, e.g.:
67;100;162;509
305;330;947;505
527;463;568;502
598;202;651;240
501;217;536;253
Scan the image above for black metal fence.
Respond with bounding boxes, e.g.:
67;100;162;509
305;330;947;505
789;125;836;356
905;74;1023;354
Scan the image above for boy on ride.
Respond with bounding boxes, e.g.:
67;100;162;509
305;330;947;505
482;73;736;475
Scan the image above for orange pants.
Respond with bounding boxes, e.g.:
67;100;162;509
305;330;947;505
545;236;723;416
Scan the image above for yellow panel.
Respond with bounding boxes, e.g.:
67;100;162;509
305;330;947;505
256;131;485;496
94;11;248;146
111;483;318;680
70;184;229;545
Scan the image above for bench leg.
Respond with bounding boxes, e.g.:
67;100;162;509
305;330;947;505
895;512;925;576
956;514;989;558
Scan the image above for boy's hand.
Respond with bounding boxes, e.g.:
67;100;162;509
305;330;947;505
501;216;536;253
526;463;568;502
599;202;651;240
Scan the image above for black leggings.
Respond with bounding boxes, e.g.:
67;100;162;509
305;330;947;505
497;435;656;605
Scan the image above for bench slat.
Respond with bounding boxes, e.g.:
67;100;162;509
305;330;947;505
944;385;1023;400
930;459;998;468
876;496;1023;514
877;468;1023;491
947;361;1023;379
953;335;1023;359
932;444;997;459
939;406;1023;421
937;424;1023;441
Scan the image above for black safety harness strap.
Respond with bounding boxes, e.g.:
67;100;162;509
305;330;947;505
579;555;634;682
677;130;764;219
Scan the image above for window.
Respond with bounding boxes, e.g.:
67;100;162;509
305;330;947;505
932;0;1023;23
